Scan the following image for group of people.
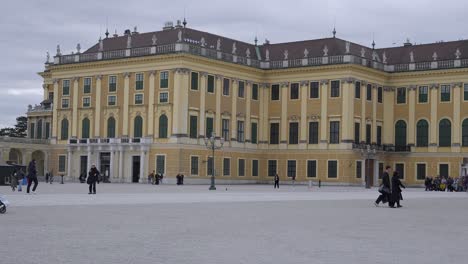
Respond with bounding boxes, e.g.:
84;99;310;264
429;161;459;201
424;176;468;192
375;166;406;208
9;159;39;194
147;171;164;185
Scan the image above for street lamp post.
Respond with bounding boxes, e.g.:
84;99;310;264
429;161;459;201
204;132;224;190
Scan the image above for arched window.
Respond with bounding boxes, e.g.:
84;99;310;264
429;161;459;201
416;120;429;147
61;119;69;140
82;118;90;139
107;117;116;138
462;119;468;146
439;119;451;147
37;119;43;139
159;115;168;138
395;120;407;147
134;116;143;138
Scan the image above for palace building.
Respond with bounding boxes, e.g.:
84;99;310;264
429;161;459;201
3;20;468;186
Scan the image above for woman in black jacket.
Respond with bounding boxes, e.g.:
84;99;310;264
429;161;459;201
391;171;405;208
87;164;100;194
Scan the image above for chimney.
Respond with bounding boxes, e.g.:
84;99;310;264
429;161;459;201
403;38;412;47
175;20;183;29
163;21;174;31
124;29;131;36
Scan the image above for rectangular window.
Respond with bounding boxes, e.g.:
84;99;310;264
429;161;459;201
416;163;426;180
109;76;117;92
223;158;230;176
159;92;168;103
238;81;245;98
189;115;198;139
108;95;116;106
287;160;296;177
190;156;199;175
206;117;214;138
366;124;371;144
252;160;259;177
307;160;317;178
191;72;199;90
270;123;279;144
330;80;340;97
252;84;259;100
464;84;468;101
48;92;54;101
268;160;277;176
377;126;382;146
329;121;340;144
207;75;215;93
134;94;143;104
83;97;91;108
156;155;165;174
395;163;405;179
83;77;91;94
135;73;144;90
397;87;406;104
251;122;258;144
58;155;66;172
207;157;213;176
378;87;383;103
222;119;230;141
30;123;35;139
310;82;319;98
355;81;361;99
45;122;50;139
62;80;70;95
354;122;360;144
440;84;451;102
290;83;299;100
223;78;230;96
308;122;319;144
439;164;449;178
160;71;168;88
328;160;338;178
61;99;69;108
289;122;299;144
356;161;362;178
238;159;245;176
237;121;244;142
271;84;280;101
366;84;372;101
419;86;428;103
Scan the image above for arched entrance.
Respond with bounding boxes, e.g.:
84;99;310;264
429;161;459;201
8;148;23;165
31;150;45;176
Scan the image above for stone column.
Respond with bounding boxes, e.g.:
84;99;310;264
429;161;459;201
215;75;222;137
231;79;238;141
452;82;462;152
122;73;130;137
429;84;439;152
199;72;207;139
52;79;59;139
148;71;156;137
280;82;289;147
72;77;79;138
360;81;367;143
408;85;417;146
94;75;102;138
87;146;92;175
341;78;353;143
372;84;378;144
118;147;124;182
299;81;308;148
172;68;189;138
259;83;269;145
245;81;252;142
319;80;328;148
139;149;145;183
110;148;115;179
383;87;395;145
67;149;73;180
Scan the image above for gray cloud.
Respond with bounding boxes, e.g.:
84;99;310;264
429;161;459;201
1;0;467;127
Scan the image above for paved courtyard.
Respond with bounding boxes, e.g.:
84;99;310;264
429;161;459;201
0;183;467;264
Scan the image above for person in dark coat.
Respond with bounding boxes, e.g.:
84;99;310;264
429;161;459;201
375;166;392;207
87;164;100;194
27;159;38;194
390;171;405;208
274;173;280;189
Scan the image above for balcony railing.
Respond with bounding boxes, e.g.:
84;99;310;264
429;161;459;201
67;137;152;145
352;143;411;152
0;136;49;145
383;145;411;152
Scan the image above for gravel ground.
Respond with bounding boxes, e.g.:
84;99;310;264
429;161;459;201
0;184;467;264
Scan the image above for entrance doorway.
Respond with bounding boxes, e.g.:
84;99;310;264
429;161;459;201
100;152;111;180
132;156;140;183
365;159;375;187
80;156;88;179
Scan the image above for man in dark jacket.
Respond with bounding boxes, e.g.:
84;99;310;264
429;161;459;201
274;173;280;189
375;166;392;207
87;164;100;194
390;171;405;207
27;159;38;194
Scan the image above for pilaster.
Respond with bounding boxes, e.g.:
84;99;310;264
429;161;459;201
360;81;366;143
319;80;328;148
231;79;238;141
408;85;417;146
429;84;439;152
51;79;59;139
280;82;289;146
383;86;394;145
72;77;79;138
94;75;102;138
215;75;222;136
372;85;378;144
245;81;252;142
148;71;156;137
452;83;462;152
123;72;130;137
299;81;308;147
199;72;207;138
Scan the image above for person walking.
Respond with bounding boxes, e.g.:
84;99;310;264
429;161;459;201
390;171;406;208
274;173;280;189
149;170;156;185
27;159;38;194
375;166;391;207
87;164;100;194
10;169;18;191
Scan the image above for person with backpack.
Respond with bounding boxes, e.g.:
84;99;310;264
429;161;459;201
27;159;38;194
87;164;100;194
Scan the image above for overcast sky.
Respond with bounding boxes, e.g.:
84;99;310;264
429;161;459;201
0;0;466;128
